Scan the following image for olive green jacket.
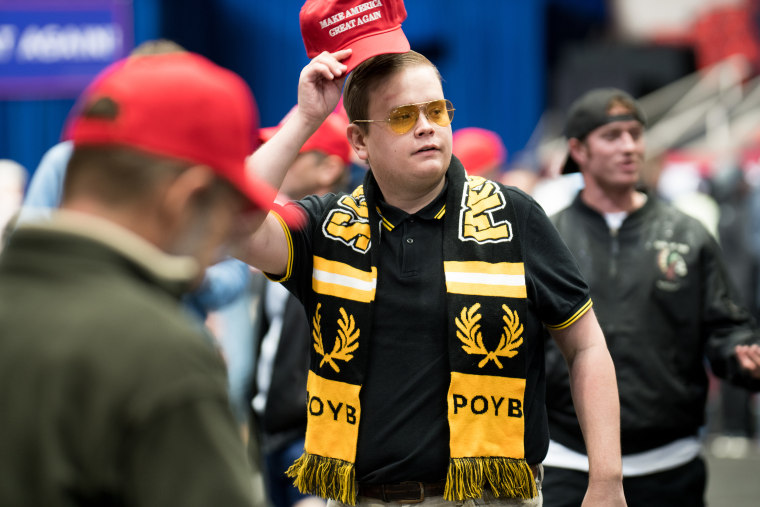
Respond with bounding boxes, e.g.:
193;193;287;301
0;212;254;507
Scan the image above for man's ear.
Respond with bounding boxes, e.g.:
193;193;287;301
568;138;587;168
347;124;369;162
163;165;216;224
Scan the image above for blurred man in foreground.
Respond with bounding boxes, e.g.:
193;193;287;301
0;51;303;506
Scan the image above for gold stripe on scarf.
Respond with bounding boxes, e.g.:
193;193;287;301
312;256;377;303
444;261;527;298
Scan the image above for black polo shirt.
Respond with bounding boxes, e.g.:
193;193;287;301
354;185;450;483
286;182;591;485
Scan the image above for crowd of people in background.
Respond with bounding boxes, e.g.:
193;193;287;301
4;81;760;506
3;70;760;506
3;70;760;503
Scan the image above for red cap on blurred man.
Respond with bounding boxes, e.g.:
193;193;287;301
260;105;352;165
64;51;304;226
452;127;507;176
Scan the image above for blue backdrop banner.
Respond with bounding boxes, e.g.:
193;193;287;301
0;0;132;99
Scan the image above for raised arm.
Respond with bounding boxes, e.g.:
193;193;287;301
248;49;350;188
234;50;350;275
548;308;627;507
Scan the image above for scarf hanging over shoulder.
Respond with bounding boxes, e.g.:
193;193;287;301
286;156;537;504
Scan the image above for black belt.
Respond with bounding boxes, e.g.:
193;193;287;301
358;465;540;504
358;481;446;504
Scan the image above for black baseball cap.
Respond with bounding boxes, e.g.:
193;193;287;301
561;88;646;174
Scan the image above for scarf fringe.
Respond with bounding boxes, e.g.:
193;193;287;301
444;457;538;501
286;452;356;505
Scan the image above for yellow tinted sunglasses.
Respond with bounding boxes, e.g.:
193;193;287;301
353;99;455;134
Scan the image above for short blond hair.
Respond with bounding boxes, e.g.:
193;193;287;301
343;51;440;131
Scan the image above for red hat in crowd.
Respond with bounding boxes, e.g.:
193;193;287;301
260;104;352;165
300;0;410;73
452;127;507;176
64;51;304;226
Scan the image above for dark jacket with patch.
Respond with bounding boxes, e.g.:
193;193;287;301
545;192;760;455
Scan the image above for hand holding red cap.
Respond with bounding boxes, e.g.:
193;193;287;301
297;49;351;128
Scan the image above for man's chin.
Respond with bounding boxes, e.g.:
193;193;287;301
412;158;448;178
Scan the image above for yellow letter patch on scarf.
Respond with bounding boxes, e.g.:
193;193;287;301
304;371;361;462
448;372;526;458
445;371;535;502
288;372;362;504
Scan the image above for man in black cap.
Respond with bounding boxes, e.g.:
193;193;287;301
542;87;760;506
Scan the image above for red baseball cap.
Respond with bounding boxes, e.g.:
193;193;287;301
452;127;507;176
300;0;410;73
64;51;304;226
260;105;352;165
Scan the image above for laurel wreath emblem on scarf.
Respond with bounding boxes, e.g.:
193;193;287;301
456;303;523;368
312;303;360;373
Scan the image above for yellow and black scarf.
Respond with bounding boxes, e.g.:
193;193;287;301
286;157;537;504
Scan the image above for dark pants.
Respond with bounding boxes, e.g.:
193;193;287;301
542;456;706;507
721;383;756;436
263;438;312;507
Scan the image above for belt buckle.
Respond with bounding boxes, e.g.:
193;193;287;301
399;482;425;504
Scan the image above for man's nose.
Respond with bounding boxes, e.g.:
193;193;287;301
414;107;435;135
620;132;637;150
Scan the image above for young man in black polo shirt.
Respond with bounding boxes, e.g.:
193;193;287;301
240;49;626;507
